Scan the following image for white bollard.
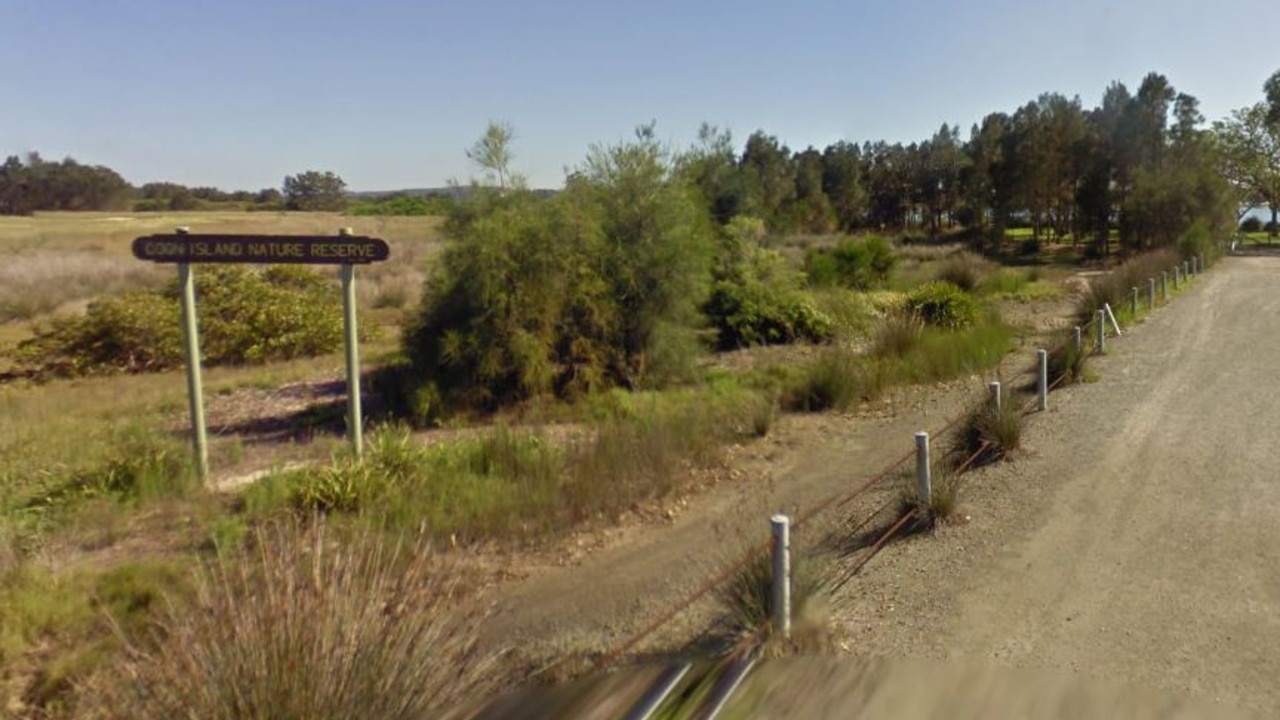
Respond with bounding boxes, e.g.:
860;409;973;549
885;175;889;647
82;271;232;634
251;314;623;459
989;380;1002;415
1148;278;1156;310
1096;309;1106;353
1037;349;1048;411
915;432;932;508
1074;326;1083;356
771;514;791;640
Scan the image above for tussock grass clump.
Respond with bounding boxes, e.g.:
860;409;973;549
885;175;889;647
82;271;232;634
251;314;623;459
1047;334;1090;386
871;311;923;358
779;346;874;413
102;522;499;720
952;399;1024;468
934;251;991;292
715;549;831;652
898;466;962;527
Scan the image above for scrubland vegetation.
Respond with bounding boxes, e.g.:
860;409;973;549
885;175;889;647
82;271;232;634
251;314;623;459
0;67;1269;716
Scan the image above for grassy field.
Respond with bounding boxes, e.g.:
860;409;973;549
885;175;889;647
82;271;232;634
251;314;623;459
0;211;444;332
0;210;1095;717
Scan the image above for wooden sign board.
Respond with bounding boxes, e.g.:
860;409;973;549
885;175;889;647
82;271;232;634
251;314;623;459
132;234;390;264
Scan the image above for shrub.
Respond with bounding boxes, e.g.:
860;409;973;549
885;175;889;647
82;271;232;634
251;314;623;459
804;235;897;289
402;128;714;418
102;522;499;719
933;252;990;292
15;266;352;377
905;281;979;329
1240;216;1262;233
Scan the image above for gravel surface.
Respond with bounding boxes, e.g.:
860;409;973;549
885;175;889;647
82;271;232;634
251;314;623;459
835;254;1279;716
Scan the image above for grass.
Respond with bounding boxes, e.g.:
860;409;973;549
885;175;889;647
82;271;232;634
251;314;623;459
1074;249;1179;326
714;547;832;655
952;398;1025;468
774;318;1013;414
0;558;189;716
897;463;962;526
0;211;444;344
97;520;499;720
244;382;766;541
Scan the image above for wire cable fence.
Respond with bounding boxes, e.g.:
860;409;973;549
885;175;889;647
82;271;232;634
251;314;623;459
587;255;1214;674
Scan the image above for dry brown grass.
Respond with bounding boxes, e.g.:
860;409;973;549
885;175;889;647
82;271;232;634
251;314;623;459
96;519;501;719
0;211;443;329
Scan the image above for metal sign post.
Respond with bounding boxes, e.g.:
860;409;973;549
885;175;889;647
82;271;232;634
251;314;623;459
133;231;390;481
175;227;209;483
338;228;363;458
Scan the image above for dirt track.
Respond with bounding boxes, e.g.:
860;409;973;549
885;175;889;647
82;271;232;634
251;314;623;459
840;253;1280;715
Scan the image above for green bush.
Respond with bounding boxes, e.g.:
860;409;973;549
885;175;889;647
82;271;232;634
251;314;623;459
804;235;897;289
347;194;453;216
15;266;354;377
704;221;833;348
905;281;979;329
1240;216;1262;233
402;127;714;418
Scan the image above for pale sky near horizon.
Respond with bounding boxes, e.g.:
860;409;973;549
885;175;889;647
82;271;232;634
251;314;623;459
2;0;1277;192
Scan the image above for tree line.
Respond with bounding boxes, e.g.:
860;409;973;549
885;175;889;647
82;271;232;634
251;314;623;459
0;155;344;214
683;70;1277;254
3;68;1275;244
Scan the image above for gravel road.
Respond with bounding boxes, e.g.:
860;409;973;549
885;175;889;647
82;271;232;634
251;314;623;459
837;253;1280;716
486;254;1279;716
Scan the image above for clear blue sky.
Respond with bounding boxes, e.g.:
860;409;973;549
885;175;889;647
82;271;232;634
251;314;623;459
2;0;1277;192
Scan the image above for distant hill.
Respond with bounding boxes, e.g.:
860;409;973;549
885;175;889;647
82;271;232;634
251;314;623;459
348;187;557;200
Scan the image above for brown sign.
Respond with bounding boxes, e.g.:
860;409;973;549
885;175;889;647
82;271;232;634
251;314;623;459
131;234;391;264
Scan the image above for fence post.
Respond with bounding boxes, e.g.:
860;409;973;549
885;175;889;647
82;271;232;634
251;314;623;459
1037;349;1048;411
1183;260;1190;279
1074;326;1083;356
1130;287;1138;316
914;432;932;508
770;514;791;640
1148;278;1156;310
1161;271;1168;302
988;380;1002;414
1172;266;1179;290
1096;309;1106;353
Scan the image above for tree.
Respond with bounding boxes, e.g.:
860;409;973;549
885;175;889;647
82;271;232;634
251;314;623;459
1215;103;1280;236
739;131;796;230
1265;69;1280;126
282;170;347;211
466;121;518;191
